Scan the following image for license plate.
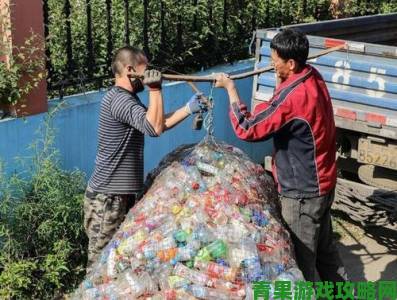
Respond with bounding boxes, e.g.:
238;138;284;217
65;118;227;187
358;138;397;170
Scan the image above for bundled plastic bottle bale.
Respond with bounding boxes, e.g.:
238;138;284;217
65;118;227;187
71;138;304;300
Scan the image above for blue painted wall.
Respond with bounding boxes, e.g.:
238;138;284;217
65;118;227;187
0;59;272;181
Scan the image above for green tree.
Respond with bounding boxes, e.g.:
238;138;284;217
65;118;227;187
44;0;396;98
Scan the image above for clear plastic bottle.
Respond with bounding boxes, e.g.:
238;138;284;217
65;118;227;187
145;213;171;231
158;248;178;262
213;225;235;244
228;237;259;269
167;275;190;289
276;271;295;282
194;260;238;282
213;211;228;225
173;263;211;286
117;227;149;256
191;223;215;244
173;240;200;262
157;264;173;291
82;287;100;299
107;247;117;278
154;221;178;238
82;283;118;300
146;257;161;272
189;284;242;300
217;219;251;243
262;262;285;279
142;236;177;257
197;161;219;176
210;277;243;292
228;246;246;268
241;257;263;282
286;267;305;281
277;267;305;282
115;256;130;273
175;288;200;300
115;270;156;298
251;208;269;227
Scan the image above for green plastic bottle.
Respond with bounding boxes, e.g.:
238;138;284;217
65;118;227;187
195;247;212;263
206;240;228;259
173;229;189;243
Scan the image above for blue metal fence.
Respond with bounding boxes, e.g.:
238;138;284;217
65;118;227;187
0;60;272;181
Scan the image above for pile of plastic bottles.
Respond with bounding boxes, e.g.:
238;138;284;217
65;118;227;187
71;138;304;299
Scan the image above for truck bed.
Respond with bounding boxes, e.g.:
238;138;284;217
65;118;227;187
253;14;397;139
285;13;397;47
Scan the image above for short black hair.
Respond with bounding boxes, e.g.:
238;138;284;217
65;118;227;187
270;29;309;68
111;46;147;75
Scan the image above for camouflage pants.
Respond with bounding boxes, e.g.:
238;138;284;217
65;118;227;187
83;187;136;272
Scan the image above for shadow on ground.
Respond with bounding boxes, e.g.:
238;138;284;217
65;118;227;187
332;210;397;281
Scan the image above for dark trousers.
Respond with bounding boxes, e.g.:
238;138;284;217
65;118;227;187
280;190;348;283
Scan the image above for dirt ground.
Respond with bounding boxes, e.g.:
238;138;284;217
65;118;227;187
332;214;397;282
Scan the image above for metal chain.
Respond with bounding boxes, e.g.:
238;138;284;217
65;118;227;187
145;63;220;143
150;62;218;138
203;80;223;152
203;81;215;137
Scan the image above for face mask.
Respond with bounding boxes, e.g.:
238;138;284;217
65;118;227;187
128;64;145;94
130;78;144;94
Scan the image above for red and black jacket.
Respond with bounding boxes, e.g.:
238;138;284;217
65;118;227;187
229;65;337;199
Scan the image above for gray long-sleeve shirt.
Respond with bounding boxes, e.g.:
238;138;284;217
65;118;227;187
88;86;158;194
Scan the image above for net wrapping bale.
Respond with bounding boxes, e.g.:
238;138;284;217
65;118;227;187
71;138;304;300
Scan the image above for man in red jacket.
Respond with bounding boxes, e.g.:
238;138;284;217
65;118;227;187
215;29;347;283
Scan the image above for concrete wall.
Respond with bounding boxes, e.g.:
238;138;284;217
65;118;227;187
0;59;272;181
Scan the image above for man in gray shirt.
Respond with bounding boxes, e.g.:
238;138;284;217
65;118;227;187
84;46;207;270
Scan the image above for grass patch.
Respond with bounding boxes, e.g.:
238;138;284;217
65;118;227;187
332;210;365;242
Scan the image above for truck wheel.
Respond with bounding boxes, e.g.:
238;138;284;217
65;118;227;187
358;164;397;190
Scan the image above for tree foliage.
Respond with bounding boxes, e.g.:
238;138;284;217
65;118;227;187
0;3;46;108
45;0;396;97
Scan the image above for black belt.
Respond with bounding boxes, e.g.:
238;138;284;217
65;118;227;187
85;188;99;199
85;188;139;201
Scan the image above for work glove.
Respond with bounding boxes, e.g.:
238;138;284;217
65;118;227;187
185;93;208;115
143;69;162;91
